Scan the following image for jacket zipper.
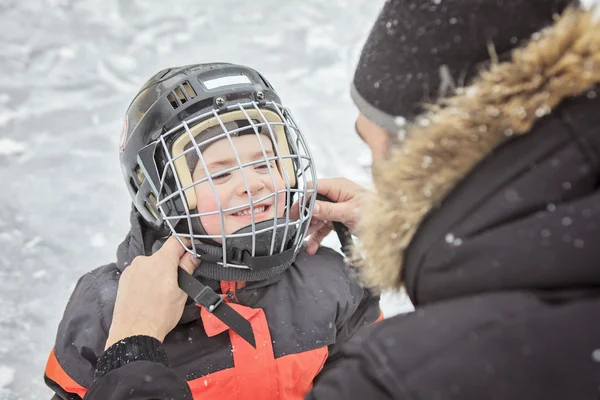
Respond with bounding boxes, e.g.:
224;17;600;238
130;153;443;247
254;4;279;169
222;281;239;303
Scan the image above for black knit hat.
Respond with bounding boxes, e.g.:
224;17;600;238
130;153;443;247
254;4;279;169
351;0;575;133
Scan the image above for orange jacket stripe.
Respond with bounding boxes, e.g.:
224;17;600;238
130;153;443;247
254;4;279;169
189;302;329;400
229;308;278;399
376;308;385;322
187;347;329;400
274;347;329;397
45;349;88;398
188;368;237;399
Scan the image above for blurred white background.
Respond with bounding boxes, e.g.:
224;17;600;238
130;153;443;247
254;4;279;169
0;1;414;398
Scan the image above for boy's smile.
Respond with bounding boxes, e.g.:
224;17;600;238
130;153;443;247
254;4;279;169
230;202;272;218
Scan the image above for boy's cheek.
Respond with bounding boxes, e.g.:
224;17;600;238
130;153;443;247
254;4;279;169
197;196;225;236
200;215;225;237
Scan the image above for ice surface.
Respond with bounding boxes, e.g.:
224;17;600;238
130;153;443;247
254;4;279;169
0;1;416;398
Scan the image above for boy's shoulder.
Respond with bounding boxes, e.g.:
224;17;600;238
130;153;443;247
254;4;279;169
50;263;121;388
87;261;122;282
294;245;346;270
291;245;361;288
63;262;121;329
77;262;121;302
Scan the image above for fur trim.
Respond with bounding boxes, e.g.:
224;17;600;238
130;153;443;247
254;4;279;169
352;7;600;292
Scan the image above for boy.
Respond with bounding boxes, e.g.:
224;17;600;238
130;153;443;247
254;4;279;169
44;63;381;399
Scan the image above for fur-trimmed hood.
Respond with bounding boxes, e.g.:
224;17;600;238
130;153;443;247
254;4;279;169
353;7;600;303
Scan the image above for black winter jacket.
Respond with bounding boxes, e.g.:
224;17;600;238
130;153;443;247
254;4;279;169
311;7;600;400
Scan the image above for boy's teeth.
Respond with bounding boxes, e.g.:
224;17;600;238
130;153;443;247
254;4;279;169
234;206;266;216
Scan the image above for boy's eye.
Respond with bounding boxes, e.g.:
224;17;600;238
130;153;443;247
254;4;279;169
211;172;231;182
256;161;276;170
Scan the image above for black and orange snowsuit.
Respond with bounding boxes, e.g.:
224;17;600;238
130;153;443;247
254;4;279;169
44;210;381;399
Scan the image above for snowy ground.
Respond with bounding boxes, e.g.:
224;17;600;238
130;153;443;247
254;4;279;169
0;1;413;398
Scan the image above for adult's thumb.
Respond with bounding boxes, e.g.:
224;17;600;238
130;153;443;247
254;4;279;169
157;236;186;261
179;252;201;275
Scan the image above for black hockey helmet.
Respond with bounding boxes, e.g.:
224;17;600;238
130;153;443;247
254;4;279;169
119;63;316;279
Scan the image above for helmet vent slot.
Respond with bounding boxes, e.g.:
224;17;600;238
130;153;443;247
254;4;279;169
174;87;187;105
167;82;196;110
182;81;197;99
135;166;145;185
129;177;138;192
167;93;179;109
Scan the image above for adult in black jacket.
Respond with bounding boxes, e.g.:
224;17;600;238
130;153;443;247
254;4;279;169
86;1;600;399
309;2;600;399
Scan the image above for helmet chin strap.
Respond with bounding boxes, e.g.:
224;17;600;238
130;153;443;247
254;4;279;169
191;218;304;279
177;267;256;348
175;218;304;349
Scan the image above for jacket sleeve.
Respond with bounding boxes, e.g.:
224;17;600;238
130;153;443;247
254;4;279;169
44;272;114;399
320;259;383;376
306;335;396;400
85;335;193;400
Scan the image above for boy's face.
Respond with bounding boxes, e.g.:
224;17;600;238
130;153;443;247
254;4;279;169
191;134;287;239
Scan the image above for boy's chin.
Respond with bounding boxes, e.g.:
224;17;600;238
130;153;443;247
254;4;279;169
202;212;288;238
204;213;289;244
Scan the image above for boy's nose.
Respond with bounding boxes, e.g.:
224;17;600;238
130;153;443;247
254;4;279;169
237;174;266;197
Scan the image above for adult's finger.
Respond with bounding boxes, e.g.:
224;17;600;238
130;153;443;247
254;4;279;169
315;177;366;203
290;196;353;226
312;200;352;225
306;222;333;255
304;219;326;238
288;199;301;221
314;178;344;202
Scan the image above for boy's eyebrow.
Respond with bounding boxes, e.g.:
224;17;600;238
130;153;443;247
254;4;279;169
206;149;276;169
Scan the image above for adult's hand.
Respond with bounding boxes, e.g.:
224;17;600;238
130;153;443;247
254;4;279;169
291;178;368;255
105;237;200;349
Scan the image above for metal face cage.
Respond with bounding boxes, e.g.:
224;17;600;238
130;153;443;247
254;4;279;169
137;100;316;269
